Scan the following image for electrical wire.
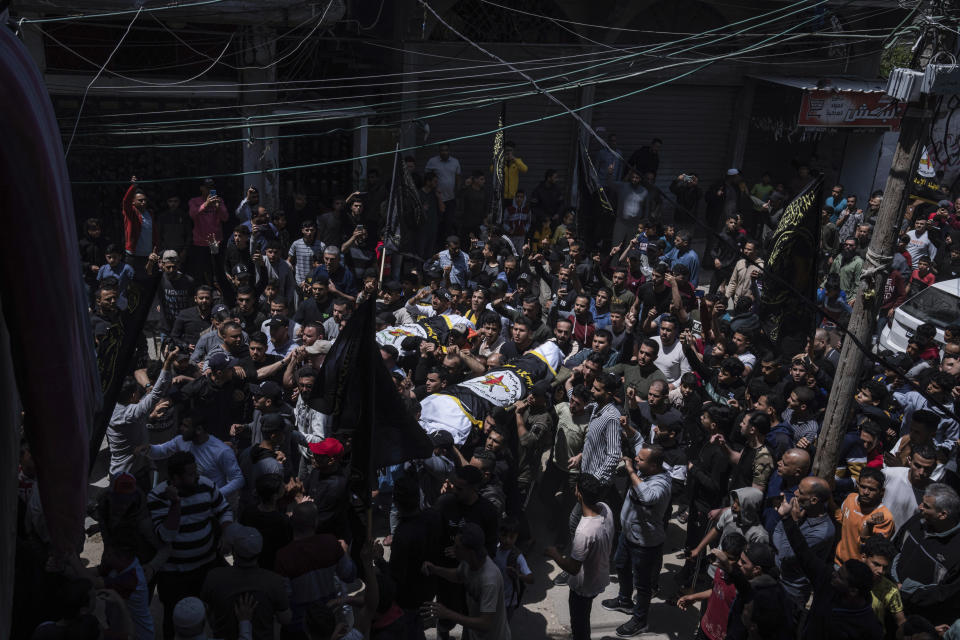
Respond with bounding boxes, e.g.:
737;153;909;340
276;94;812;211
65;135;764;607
66;2;837;183
40;4;898;139
17;0;228;24
63;5;142;158
61;0;839;135
52;0;827;96
63;27;892;140
64;23;896;145
479;0;896;35
140;10;320;73
39;2;332;89
65;30;819;138
231;1;333;71
67;33;892;152
106;33;234;87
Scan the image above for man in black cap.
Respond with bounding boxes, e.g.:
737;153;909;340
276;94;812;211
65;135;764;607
406;286;458;323
492;293;550;345
421;522;510;640
158;250;197;331
236;414;289;512
232;380;294;449
177;352;247;441
266;316;295;358
377;280;406;318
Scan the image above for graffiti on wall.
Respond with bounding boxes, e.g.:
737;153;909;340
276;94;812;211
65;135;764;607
913;95;960;201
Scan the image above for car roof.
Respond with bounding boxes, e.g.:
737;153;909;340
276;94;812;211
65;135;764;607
930;277;960;296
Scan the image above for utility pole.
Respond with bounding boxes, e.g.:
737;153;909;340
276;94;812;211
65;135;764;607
812;93;932;478
812;4;954;476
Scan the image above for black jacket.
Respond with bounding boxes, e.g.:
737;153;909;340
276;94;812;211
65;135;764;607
80;233;111;286
711;229;741;270
176;375;247;441
688;440;731;513
892;513;960;625
782;515;882;639
390;509;444;609
726;571;793;640
171;306;212;347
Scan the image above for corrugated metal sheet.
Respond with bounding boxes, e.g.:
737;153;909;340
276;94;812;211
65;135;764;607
751;75;889;93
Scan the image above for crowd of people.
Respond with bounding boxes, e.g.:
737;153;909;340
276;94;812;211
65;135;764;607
16;136;960;640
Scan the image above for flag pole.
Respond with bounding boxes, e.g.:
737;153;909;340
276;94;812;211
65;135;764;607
367;296;378;541
380;143;400;285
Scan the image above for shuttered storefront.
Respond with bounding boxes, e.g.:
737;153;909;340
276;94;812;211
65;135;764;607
591;82;739;194
412;91;577;197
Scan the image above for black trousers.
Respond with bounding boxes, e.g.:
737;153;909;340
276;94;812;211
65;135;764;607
156;561;218;639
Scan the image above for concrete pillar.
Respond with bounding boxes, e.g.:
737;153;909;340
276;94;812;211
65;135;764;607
728;77;756;170
570;84;596;207
354;116;369;188
400;49;420;152
240;25;280;212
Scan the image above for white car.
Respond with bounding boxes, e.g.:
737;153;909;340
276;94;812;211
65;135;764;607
878;277;960;352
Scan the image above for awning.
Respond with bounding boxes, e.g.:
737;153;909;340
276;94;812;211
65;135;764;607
751;75;889;93
752;75;904;131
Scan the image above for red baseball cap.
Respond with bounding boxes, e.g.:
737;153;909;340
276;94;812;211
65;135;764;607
308;438;344;458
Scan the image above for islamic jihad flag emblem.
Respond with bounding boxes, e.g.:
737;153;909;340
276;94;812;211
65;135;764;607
461;371;525;405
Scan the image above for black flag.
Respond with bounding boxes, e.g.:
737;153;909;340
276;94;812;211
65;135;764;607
384;143;423;252
317;298;434;491
577;138;613;213
489;103;506;225
760;176;823;355
89;273;160;471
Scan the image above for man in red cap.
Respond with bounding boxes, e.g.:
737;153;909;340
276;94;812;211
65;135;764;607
303;438;350;538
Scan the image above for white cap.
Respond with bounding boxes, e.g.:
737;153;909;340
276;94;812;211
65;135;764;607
172;597;207;639
726;168;740;176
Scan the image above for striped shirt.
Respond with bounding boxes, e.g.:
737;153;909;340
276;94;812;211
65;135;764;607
575;390;624;485
148;476;232;572
288;238;324;284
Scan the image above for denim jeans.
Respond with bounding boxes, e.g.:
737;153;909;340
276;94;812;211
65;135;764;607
568;590;595;640
614;533;663;624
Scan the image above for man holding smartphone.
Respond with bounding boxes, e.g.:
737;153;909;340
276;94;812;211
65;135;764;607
187;178;228;284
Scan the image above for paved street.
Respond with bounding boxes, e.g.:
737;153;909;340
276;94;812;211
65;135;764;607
476;497;702;640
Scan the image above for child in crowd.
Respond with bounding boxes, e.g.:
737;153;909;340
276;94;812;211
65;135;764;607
494;516;534;619
97;244;135;310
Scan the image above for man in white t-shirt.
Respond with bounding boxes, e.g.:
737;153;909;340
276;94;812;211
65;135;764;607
652;315;690;387
546;473;616;640
881;442;938;531
425;143;462;241
905;217;936;264
422;523;511;640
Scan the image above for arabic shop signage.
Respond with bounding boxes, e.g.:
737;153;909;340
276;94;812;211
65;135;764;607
798;90;905;131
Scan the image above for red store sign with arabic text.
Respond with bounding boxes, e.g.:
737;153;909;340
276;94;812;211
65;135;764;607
798;90;905;131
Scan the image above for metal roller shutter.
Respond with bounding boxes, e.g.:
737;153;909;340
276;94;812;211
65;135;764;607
414;92;576;196
591;83;739;192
